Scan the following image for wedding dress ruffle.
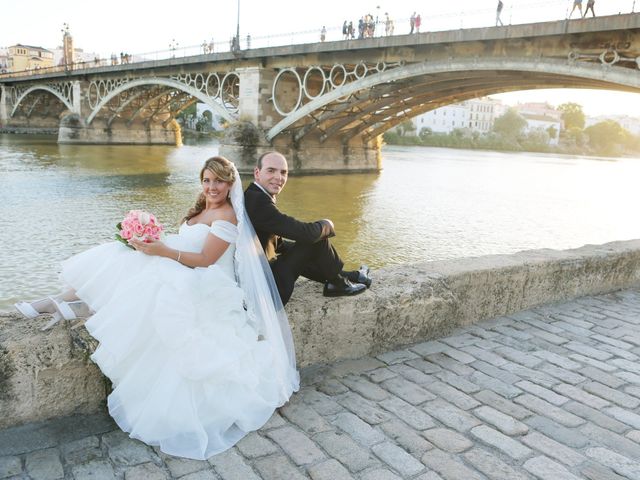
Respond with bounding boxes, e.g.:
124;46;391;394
60;221;298;459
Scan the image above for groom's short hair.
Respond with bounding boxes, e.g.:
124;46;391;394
257;151;282;169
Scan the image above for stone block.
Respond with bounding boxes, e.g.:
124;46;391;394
463;448;532;480
521;432;586;467
124;463;169;480
472;406;529;436
422;428;473;453
379;420;433;456
253;454;307;480
0;456;21;478
208;449;260;480
331;413;385;447
523;456;582;480
265;426;325;465
235;432;278;459
307;459;354;480
313;431;378;472
371;442;425;477
102;430;156;466
25;448;63;480
470;425;532;460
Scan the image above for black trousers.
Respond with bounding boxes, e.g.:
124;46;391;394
270;238;344;305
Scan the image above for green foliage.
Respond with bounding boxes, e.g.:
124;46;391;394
584;120;628;156
493;108;527;138
397;120;417;137
558;102;585;130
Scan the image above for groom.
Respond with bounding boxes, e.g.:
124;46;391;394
244;151;371;306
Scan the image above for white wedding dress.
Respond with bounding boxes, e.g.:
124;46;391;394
60;219;298;459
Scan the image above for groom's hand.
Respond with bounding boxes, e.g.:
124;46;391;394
319;219;335;239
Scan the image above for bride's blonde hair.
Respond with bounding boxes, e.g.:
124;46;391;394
183;156;236;224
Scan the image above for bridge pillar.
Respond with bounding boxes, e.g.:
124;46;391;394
219;67;381;173
219;67;274;171
58;80;179;145
0;85;7;125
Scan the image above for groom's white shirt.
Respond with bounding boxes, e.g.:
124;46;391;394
253;181;275;202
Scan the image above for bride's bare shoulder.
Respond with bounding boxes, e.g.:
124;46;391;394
212;204;237;226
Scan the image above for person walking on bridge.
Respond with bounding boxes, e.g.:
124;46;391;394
569;0;583;18
583;0;595;17
496;0;504;26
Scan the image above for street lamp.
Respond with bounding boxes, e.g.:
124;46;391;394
233;0;241;52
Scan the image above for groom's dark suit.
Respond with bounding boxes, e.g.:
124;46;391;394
244;182;344;305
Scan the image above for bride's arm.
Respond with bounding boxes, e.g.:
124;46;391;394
129;234;230;268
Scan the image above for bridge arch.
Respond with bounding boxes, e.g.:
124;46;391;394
86;77;235;125
267;57;640;142
11;85;74;117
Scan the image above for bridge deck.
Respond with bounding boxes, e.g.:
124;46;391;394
2;288;640;479
1;13;639;83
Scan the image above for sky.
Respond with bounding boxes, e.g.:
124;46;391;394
2;0;640;117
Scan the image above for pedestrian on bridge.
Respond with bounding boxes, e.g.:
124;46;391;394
410;12;416;33
569;0;583;18
496;0;504;26
583;0;595;17
415;13;422;33
320;26;327;42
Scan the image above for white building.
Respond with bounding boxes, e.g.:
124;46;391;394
520;113;562;145
51;47;104;67
411;97;503;134
0;48;8;73
413;103;469;134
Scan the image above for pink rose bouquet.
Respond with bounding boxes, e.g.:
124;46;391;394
115;210;164;249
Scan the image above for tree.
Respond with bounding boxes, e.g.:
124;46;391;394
397;120;416;137
584;120;627;156
493;108;527;138
546;125;558;141
558;102;585;130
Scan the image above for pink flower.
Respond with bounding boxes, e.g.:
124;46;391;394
121;228;133;240
134;223;145;235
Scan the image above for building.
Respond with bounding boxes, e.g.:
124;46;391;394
7;44;54;72
466;97;502;133
413;103;469;134
411;97;503;134
0;48;8;73
519;113;562;144
513;102;562;145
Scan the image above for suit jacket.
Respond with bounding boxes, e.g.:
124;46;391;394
244;182;330;261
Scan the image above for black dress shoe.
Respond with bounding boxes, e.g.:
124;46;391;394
323;277;367;297
355;264;372;288
343;265;372;288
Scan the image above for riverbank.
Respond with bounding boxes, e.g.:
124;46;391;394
383;131;637;158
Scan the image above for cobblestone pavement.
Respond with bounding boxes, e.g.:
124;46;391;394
3;289;640;479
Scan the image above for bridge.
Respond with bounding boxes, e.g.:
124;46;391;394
2;14;640;173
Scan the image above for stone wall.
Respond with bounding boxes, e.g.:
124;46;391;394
2;239;640;429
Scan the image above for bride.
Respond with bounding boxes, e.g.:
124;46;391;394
14;156;300;460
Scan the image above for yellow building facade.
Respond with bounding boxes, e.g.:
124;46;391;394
8;44;54;72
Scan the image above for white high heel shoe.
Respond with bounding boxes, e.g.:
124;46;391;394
41;298;78;331
41;300;92;331
14;296;57;319
14;302;41;319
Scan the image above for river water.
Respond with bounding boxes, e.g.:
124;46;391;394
2;134;640;311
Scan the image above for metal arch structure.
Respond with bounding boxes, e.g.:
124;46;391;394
10;85;74;117
86;77;235;125
266;57;640;142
